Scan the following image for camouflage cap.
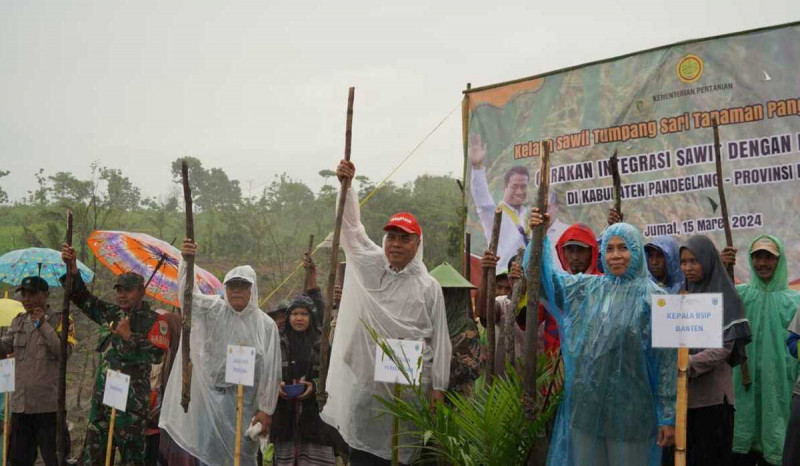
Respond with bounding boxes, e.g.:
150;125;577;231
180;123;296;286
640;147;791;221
113;272;145;290
16;276;49;293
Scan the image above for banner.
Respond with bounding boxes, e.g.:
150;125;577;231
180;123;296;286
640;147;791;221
464;22;800;285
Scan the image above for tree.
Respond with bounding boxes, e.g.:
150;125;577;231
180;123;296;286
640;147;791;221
0;170;9;204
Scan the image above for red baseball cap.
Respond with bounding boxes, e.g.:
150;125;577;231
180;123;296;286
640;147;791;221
383;212;422;236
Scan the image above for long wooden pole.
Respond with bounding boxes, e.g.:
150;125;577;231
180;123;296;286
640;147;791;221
609;150;622;217
57;210;73;466
234;384;244;466
464;233;474;320
483;209;503;379
711;117;751;388
391;384;401;466
675;346;689;466
318;87;355;407
3;392;9;466
104;408;116;466
523;140;552;406
505;248;526;369
180;160;195;412
303;235;315;291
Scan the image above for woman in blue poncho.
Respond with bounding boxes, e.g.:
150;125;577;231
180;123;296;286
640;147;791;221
527;211;677;466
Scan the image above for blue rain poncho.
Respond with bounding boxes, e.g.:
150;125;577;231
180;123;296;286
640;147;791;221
525;222;676;466
644;235;684;293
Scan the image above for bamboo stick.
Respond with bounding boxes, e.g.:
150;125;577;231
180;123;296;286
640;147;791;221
392;384;401;466
609;150;622;217
234;384;244;466
3;392;9;466
57;210;73;466
711;117;751;388
483;209;503;379
180;160;195;412
104;408;116;466
505;248;526;369
523;140;552;405
675;347;689;466
303;235;315;291
319;87;355;408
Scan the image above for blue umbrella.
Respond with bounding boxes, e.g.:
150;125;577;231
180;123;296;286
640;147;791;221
0;247;94;287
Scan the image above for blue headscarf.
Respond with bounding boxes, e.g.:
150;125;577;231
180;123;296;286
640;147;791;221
525;222;676;466
644;235;685;293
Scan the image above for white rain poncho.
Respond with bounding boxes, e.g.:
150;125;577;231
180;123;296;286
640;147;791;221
160;264;281;466
320;189;452;463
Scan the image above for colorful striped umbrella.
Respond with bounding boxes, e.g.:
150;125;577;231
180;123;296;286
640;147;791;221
0;247;94;287
87;230;223;307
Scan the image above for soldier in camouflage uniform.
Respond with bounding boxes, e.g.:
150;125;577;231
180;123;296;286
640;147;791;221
61;245;166;466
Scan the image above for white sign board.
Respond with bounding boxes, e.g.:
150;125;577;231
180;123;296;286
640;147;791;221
225;345;256;387
652;293;723;348
374;339;424;385
0;358;14;393
102;369;131;412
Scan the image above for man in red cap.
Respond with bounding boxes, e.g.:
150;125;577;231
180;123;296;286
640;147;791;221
321;160;451;466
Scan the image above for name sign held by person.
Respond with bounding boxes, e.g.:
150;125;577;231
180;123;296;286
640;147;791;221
652;293;723;349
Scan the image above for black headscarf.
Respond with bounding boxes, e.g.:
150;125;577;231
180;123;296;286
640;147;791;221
284;294;319;381
681;235;751;366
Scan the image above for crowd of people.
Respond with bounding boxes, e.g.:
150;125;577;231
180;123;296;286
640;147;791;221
1;158;799;466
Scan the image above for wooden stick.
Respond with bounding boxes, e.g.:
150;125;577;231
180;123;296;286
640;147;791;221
464;233;474;320
3;392;9;466
483;208;503;379
711;118;751;388
505;248;526;369
333;262;346;311
319;87;355;408
234;384;244;466
609;150;622;217
392;384;401;466
675;347;689;466
57;210;73;466
523;140;552;406
180;160;195;412
303;235;315;291
104;407;116;466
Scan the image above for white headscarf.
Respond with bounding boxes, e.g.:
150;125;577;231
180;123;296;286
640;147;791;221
160;263;281;466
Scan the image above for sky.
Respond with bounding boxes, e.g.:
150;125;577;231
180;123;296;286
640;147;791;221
0;0;796;202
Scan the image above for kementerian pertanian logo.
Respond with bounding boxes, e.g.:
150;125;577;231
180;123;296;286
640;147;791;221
677;54;704;83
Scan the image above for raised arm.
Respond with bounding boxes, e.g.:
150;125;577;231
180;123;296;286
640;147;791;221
336;161;383;259
179;239;221;315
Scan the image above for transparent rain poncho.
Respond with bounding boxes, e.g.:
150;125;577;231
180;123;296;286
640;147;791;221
525;222;676;466
644;235;685;293
732;235;800;463
320;189;452;464
160;264;282;466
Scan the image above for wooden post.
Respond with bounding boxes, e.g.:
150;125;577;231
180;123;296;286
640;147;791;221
609;150;622;217
319;87;355;407
523;140;552;407
675;347;689;466
711;118;751;388
392;384;401;466
483;209;503;379
104;408;116;466
505;248;526;369
3;392;9;466
303;235;315;290
57;210;73;466
180;160;195;412
234;384;244;466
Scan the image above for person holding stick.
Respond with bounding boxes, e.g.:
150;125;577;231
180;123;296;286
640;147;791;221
724;235;800;465
0;276;76;466
60;246;165;466
676;235;751;466
158;240;281;466
527;209;677;466
320;160;451;466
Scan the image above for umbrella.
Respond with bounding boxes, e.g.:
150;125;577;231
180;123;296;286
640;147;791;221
0;291;25;327
87;230;223;307
0;247;94;287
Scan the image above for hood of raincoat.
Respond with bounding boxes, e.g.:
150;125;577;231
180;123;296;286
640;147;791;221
644;235;684;293
556;223;601;275
681;235;751;365
160;262;282;466
524;222;676;465
731;234;800;462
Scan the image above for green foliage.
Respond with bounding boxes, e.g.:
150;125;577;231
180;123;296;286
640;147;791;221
0;170;9;204
367;325;560;466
